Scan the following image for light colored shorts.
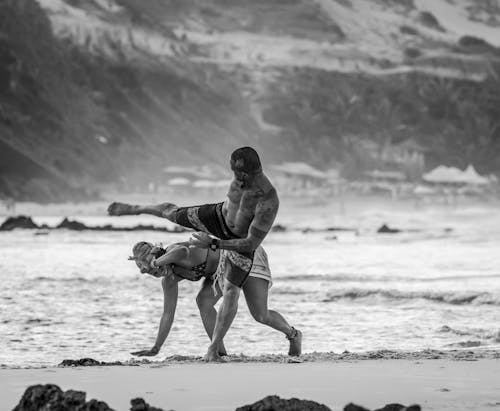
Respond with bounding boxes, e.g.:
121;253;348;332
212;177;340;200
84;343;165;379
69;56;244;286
213;245;272;290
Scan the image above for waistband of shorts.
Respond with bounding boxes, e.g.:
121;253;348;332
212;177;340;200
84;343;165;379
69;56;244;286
215;203;240;240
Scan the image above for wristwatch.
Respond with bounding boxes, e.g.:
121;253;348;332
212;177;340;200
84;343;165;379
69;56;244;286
209;238;219;251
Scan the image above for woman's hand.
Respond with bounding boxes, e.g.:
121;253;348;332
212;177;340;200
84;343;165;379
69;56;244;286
131;346;160;357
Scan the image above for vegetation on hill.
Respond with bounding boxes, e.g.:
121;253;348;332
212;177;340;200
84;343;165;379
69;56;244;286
1;0;499;201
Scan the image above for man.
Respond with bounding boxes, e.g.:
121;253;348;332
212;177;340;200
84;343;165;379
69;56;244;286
108;147;302;361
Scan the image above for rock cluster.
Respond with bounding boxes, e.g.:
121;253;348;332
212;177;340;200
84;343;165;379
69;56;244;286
59;358;124;367
345;404;421;411
12;384;113;411
130;398;167;411
0;215;187;233
13;385;422;411
0;216;40;230
236;395;331;411
13;384;167;411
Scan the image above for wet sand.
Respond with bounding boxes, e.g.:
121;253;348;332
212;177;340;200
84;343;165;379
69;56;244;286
2;357;500;411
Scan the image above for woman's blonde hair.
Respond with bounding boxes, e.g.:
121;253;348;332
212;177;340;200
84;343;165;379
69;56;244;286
130;241;154;261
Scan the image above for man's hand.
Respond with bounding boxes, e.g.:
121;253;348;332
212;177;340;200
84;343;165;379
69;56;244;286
107;202;137;216
131;346;159;357
189;232;212;249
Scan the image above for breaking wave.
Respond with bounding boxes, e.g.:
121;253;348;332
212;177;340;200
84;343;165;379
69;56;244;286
322;289;500;306
438;325;500;342
277;273;500;283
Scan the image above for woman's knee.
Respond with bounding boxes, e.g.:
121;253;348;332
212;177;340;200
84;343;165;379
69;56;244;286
196;292;215;310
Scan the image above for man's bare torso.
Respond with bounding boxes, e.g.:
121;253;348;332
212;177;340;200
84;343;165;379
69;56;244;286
222;175;279;238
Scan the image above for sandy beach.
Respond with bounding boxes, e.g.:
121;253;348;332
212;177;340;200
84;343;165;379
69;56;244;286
2;357;500;411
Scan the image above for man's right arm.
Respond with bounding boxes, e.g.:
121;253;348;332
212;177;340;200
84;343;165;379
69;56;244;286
107;202;177;219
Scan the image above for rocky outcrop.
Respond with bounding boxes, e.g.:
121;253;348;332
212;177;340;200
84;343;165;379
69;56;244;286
236;395;331;411
130;398;166;411
0;216;39;230
0;215;189;232
377;224;402;234
345;404;421;411
58;358;124;367
11;385;424;411
57;217;88;231
12;384;113;411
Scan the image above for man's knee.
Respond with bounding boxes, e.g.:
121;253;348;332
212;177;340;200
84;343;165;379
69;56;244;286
251;310;268;324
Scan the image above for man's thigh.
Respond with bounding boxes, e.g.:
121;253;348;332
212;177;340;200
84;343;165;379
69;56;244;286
224;251;253;288
242;277;269;315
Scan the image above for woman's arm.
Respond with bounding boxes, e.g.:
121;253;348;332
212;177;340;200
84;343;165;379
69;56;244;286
131;273;180;356
152;245;189;268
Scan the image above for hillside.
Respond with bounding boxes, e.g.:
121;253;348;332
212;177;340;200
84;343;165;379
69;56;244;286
1;0;500;201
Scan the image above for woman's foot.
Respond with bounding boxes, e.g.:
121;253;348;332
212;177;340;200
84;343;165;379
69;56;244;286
204;347;225;362
287;327;302;356
218;343;228;357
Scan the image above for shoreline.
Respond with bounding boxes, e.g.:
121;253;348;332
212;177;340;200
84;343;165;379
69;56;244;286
2;348;499;370
2;358;500;411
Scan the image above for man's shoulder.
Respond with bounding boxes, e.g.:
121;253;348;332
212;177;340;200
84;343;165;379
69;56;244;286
261;185;279;203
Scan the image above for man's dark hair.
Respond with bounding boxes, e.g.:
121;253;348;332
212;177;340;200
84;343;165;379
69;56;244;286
230;147;262;173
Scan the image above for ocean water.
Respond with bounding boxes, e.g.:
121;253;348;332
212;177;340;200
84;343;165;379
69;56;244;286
1;200;500;367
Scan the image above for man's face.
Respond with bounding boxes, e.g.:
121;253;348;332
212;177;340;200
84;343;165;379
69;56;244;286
231;160;249;185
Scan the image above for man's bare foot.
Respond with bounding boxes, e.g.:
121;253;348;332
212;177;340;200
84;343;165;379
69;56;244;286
107;202;136;216
204;348;225;362
287;327;302;357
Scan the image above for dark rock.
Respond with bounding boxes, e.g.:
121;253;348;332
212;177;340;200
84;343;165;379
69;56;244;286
377;224;401;234
0;215;39;230
58;358;124;367
236;395;331;411
57;217;88;230
271;224;287;232
374;404;421;411
130;397;165;411
59;358;102;367
374;405;406;411
12;383;114;410
344;403;370;411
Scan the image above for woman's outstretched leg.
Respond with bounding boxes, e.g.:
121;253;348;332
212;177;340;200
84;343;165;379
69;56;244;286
242;277;302;356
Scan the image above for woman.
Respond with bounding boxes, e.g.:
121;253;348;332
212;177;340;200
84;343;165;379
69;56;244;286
129;237;302;358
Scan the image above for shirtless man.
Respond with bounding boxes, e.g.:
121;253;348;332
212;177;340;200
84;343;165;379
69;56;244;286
108;147;302;361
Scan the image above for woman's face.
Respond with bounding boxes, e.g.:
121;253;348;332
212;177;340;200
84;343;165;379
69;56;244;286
135;254;162;277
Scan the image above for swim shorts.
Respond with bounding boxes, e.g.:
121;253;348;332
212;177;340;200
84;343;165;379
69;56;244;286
212;245;272;293
175;202;254;287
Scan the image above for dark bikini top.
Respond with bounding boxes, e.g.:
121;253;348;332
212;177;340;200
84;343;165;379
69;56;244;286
155;246;210;282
